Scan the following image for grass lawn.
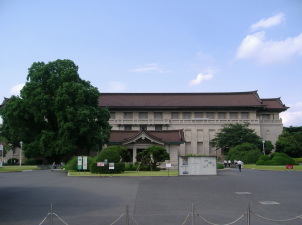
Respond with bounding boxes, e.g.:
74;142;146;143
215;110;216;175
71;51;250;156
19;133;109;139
68;170;179;177
0;165;38;172
244;164;302;171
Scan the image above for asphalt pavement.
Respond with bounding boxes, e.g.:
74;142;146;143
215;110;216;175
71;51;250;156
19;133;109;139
0;168;301;225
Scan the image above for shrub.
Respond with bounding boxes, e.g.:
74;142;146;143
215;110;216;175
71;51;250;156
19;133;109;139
65;156;93;171
217;163;224;169
106;145;132;162
7;158;19;164
24;159;44;165
228;143;262;164
269;153;298;165
256;155;270;165
90;162;125;174
124;164;155;171
95;148;121;163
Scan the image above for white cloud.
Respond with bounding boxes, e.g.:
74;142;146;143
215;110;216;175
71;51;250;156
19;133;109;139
104;81;127;92
236;31;302;64
189;72;214;86
280;102;302;127
132;63;171;73
250;13;285;31
10;83;25;96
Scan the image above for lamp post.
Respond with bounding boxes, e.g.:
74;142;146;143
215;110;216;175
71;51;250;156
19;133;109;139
262;140;265;155
19;141;23;166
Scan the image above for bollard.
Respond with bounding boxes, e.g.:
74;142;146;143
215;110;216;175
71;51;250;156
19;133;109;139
126;205;129;225
192;204;195;225
247;203;250;225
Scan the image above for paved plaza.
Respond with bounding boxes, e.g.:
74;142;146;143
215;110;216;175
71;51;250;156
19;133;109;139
0;168;301;225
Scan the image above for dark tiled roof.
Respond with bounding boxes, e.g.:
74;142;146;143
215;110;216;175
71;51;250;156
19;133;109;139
109;130;185;144
98;91;288;111
261;98;289;110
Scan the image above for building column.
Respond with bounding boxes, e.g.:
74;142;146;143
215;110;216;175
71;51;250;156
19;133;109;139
132;146;137;162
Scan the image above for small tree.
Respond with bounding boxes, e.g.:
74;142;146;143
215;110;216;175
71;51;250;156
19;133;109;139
227;142;262;164
136;146;170;171
106;145;132;162
211;123;262;154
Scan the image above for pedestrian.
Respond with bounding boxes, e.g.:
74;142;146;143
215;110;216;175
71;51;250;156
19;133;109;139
237;160;242;172
228;160;231;167
224;160;227;167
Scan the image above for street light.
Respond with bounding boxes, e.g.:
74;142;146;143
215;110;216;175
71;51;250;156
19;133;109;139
19;141;23;166
262;140;265;155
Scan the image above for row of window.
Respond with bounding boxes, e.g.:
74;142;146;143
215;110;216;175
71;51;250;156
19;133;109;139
124;125;162;131
110;112;255;120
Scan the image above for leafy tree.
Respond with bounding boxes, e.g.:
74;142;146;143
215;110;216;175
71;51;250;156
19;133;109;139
211;123;262;154
106;145;132;162
0;59;111;163
136;146;170;171
275;133;302;157
263;140;274;155
227;142;262;164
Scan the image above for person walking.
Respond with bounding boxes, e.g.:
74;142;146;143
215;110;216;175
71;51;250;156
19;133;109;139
228;160;231;167
237;160;242;172
224;160;227;167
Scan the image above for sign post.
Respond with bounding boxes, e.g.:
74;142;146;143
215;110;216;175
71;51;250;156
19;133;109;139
77;156;83;171
83;156;87;171
0;143;3;167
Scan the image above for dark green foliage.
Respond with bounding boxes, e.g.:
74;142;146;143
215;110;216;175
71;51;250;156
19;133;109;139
263;140;274;155
90;162;125;174
0;59;111;162
269;153;298;165
227;143;262;164
106;145;132;162
7;158;19;164
65;156;93;171
24;159;44;165
211;123;262;154
136;146;170;171
217;163;224;169
256;153;298;165
124;164;154;171
95;148;121;163
275;132;302;157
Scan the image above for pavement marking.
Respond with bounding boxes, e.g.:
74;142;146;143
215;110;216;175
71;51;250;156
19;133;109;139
235;192;252;194
259;201;280;205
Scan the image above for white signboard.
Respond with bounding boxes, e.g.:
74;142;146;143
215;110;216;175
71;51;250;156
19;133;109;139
178;156;217;175
166;163;171;168
109;163;114;169
97;162;104;167
77;156;82;170
83;156;87;170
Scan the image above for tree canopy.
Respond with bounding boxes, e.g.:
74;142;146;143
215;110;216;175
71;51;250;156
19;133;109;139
275;132;302;158
211;123;262;154
0;59;111;162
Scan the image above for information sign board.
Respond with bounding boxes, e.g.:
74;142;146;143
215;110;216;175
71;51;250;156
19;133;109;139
83;156;87;170
77;156;83;170
178;156;217;175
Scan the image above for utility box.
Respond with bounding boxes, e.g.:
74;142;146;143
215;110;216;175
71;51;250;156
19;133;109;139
178;156;217;175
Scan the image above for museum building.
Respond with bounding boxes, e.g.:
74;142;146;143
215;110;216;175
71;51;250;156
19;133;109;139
99;91;288;168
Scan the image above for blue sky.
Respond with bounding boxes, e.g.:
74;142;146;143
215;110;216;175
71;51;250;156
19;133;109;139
0;0;301;126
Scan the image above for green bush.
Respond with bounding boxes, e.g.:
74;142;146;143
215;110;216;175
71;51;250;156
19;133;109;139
7;158;19;164
65;156;93;171
106;145;132;162
269;153;298;165
90;162;125;174
256;155;270;165
217;163;224;169
95;148;121;163
124;164;155;171
294;158;302;164
24;159;44;165
228;143;262;164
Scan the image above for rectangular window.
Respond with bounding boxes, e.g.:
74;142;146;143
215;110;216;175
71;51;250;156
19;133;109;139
154;112;163;119
140;125;147;130
241;112;249;119
206;112;214;119
171;112;179;119
230;112;238;119
139;112;148;119
194;112;203;118
110;112;115;119
124;125;132;130
218;112;226;119
124;112;133;119
155;125;162;131
262;114;270;120
183;112;191;119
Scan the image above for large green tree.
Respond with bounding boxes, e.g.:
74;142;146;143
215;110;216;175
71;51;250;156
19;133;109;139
211;123;262;154
0;59;111;162
136;146;170;171
275;132;302;157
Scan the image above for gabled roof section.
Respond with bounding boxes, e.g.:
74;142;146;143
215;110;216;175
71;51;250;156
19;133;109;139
109;130;185;145
98;91;264;109
261;98;289;111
